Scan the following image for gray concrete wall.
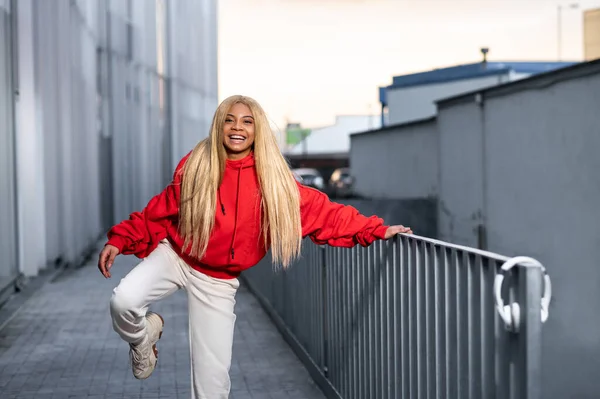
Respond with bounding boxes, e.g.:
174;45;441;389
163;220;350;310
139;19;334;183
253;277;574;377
350;119;439;200
438;68;600;399
485;72;600;399
341;198;437;239
437;100;484;248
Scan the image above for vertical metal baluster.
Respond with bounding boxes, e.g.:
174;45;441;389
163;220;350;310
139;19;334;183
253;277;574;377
333;247;340;390
308;248;313;359
315;247;320;362
336;247;343;394
368;244;376;399
386;240;395;399
339;246;346;393
466;253;474;399
415;240;422;398
381;241;389;399
374;242;382;399
351;246;358;399
509;268;518;399
409;238;417;398
417;241;426;398
321;247;328;379
446;248;457;398
349;246;354;397
315;248;320;368
469;254;482;399
366;244;371;399
299;254;305;346
435;245;446;399
342;247;348;396
357;246;365;399
302;253;307;350
425;243;436;399
480;256;494;399
393;236;401;399
457;250;468;399
401;236;410;399
495;259;509;399
352;247;362;399
327;247;335;388
360;245;368;399
329;247;336;388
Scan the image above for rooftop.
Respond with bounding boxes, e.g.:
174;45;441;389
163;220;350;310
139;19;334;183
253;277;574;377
380;61;576;105
436;58;600;108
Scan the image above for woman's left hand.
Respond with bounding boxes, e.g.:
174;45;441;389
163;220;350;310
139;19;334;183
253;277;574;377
385;225;413;239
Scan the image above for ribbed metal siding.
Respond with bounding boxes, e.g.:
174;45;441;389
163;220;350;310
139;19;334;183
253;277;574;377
31;0;102;265
1;0;216;276
0;0;18;284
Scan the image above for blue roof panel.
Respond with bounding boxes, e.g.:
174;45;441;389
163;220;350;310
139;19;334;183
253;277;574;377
388;61;576;89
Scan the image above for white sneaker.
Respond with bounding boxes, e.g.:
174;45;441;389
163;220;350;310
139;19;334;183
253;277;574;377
129;312;164;380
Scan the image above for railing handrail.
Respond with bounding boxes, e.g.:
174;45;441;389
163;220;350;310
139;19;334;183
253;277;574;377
399;233;543;268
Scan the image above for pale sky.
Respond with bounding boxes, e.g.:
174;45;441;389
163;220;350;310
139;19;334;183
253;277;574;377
218;0;600;129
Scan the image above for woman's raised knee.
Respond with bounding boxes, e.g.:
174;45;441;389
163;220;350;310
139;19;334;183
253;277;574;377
110;285;143;315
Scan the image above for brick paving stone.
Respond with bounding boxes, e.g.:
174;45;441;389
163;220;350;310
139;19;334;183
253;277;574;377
0;243;325;399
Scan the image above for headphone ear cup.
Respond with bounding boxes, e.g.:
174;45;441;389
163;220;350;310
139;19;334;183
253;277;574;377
511;302;521;331
503;303;521;332
503;305;512;329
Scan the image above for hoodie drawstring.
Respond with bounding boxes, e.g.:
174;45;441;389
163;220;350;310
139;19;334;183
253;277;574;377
218;189;226;215
230;168;242;260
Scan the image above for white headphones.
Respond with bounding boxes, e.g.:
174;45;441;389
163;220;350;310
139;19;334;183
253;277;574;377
493;256;552;333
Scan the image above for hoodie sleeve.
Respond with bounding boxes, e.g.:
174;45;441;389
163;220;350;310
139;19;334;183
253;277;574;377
105;153;190;258
299;183;389;247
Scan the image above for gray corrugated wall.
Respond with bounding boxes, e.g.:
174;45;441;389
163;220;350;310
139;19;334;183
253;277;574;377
0;0;18;286
3;0;217;276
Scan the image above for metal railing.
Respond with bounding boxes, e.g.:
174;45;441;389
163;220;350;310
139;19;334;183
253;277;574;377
242;234;551;399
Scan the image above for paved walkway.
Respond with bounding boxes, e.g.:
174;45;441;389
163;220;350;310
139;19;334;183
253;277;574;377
0;247;325;399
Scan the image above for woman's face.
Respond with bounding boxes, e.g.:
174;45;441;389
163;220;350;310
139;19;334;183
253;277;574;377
223;103;255;160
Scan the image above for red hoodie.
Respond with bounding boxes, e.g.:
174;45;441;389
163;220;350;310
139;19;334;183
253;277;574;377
106;153;389;279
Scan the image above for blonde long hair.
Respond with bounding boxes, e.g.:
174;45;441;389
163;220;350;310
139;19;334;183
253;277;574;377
178;95;302;268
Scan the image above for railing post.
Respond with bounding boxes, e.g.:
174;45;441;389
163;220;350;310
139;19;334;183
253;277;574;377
518;265;544;399
321;245;329;378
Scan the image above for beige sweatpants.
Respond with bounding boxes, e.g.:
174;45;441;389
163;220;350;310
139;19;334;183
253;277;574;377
109;239;239;399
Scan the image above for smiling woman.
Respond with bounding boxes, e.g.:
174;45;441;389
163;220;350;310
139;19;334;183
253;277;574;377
97;94;412;399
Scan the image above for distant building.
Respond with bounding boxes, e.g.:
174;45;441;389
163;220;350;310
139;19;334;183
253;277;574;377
285;115;380;179
584;8;600;61
287;115;380;157
379;59;575;126
284;122;312;151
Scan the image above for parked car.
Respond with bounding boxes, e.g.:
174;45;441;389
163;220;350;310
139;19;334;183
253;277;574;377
328;167;354;198
292;168;325;191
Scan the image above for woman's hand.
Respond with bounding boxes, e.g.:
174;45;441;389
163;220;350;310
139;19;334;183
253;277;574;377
384;225;413;239
98;244;120;278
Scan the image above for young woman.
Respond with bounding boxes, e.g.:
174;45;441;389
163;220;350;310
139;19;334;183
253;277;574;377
97;95;412;398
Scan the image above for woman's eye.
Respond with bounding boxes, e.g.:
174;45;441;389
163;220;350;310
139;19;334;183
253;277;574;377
244;120;253;124
225;119;233;122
